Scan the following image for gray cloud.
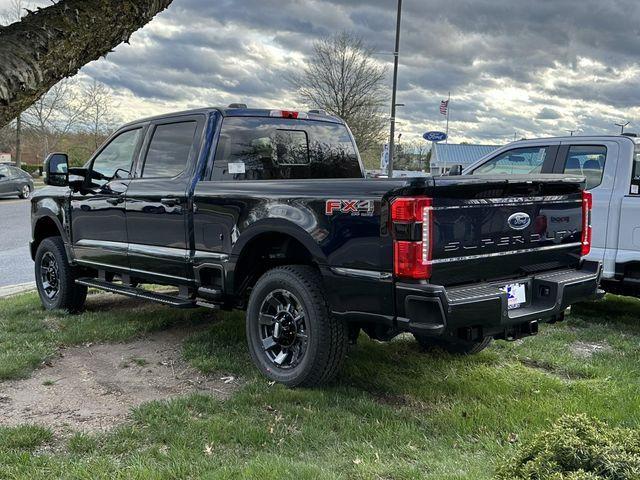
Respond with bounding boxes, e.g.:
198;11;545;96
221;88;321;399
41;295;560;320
537;108;562;120
2;0;639;142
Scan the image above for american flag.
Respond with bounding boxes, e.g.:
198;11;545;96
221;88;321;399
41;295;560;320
440;99;449;116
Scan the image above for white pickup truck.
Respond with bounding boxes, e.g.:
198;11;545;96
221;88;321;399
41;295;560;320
464;135;640;296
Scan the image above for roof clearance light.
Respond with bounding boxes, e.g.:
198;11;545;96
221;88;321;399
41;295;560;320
270;110;308;119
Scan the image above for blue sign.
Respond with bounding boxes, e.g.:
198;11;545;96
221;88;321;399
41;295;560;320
423;131;447;142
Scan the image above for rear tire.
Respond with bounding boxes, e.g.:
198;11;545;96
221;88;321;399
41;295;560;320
413;334;492;355
35;236;87;313
246;265;348;387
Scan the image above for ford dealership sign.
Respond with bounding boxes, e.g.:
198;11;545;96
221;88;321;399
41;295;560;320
423;131;447;142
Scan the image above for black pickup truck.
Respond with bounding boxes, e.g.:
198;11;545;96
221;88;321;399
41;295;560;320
31;106;602;386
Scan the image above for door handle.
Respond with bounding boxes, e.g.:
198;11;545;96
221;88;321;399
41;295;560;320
106;197;124;206
160;197;180;207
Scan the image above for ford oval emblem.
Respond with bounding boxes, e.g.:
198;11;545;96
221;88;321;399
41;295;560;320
423;131;448;142
507;212;531;230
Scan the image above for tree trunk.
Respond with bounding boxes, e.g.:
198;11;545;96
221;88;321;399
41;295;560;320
0;0;174;127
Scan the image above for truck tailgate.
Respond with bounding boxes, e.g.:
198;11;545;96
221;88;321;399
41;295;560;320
427;175;585;286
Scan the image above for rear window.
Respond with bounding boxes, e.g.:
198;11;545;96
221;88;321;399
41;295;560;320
211;117;362;180
632;144;640;195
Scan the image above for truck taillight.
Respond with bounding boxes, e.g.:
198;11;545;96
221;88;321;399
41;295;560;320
581;190;593;257
391;197;433;279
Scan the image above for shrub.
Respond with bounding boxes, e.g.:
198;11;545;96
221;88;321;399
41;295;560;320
20;164;41;176
496;414;640;479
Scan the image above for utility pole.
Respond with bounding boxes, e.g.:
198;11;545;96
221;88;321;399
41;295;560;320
15;114;22;169
387;0;403;178
444;91;450;144
615;121;630;134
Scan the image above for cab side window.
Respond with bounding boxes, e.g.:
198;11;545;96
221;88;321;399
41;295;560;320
632;145;640;195
91;128;142;184
561;145;607;190
473;147;549;175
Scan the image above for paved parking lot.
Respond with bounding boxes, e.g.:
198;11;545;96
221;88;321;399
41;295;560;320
0;198;34;288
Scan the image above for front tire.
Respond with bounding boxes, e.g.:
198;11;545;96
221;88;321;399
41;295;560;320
35;236;87;313
19;184;31;199
413;334;492;355
246;266;348;387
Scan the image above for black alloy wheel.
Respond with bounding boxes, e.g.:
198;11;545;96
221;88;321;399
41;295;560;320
258;288;309;369
39;251;60;300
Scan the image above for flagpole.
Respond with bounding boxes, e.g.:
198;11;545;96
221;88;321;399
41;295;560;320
445;91;450;145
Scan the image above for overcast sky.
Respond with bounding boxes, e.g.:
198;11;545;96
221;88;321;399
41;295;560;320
3;0;640;145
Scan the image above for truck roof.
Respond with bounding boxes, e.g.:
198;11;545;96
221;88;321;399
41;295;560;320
507;134;639;145
121;107;345;129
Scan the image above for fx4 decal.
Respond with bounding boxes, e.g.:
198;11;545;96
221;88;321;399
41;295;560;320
325;199;375;216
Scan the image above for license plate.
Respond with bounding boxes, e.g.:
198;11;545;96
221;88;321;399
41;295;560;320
502;283;526;310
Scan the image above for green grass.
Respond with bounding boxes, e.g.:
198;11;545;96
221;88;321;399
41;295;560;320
0;291;639;478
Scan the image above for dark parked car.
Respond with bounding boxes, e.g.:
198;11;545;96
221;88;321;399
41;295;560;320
31;106;602;387
0;164;34;199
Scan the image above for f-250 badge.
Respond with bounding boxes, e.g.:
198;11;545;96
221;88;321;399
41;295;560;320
325;199;374;216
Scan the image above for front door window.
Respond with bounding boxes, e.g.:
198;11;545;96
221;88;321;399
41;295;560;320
90;129;142;186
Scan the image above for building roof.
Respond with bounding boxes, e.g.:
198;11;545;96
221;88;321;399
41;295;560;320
430;143;501;168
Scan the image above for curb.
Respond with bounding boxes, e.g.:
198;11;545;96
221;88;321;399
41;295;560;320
0;282;36;298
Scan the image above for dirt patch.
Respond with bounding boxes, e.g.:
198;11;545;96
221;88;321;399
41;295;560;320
569;341;612;359
0;328;239;433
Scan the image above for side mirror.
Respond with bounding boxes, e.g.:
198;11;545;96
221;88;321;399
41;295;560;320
448;164;463;176
44;153;69;186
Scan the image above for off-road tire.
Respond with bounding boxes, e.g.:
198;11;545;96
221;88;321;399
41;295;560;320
413;334;493;355
35;236;87;313
246;265;348;387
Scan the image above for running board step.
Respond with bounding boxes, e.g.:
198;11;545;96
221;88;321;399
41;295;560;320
76;278;197;309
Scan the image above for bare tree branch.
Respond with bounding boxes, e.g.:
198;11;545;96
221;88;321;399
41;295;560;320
0;0;174;127
83;79;117;150
21;77;90;159
291;32;388;154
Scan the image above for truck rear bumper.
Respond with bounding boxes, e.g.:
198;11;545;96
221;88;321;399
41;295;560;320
396;261;603;340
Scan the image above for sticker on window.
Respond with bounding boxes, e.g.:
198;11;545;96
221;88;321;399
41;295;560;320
228;162;246;174
632;184;639;195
